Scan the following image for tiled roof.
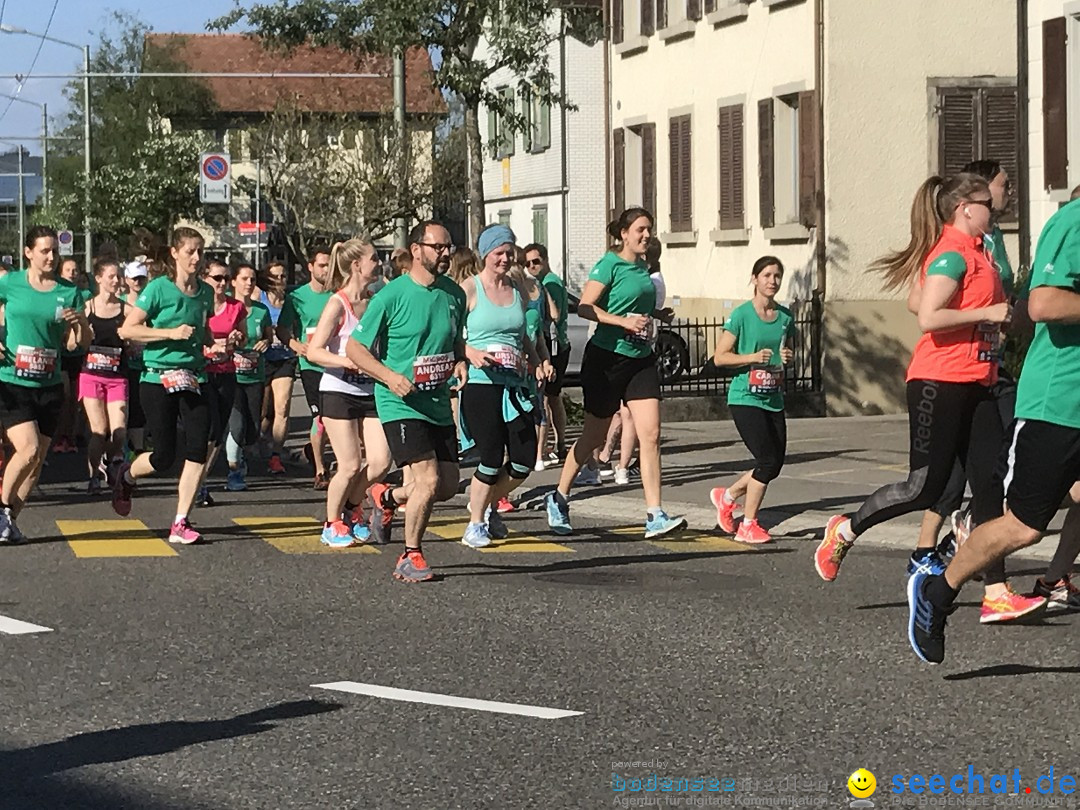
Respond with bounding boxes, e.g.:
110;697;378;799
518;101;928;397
144;33;446;116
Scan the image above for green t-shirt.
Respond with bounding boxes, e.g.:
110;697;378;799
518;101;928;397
983;224;1014;297
587;252;657;358
540;271;569;348
62;287;93;358
236;300;271;385
281;283;332;372
353;273;466;425
0;272;82;388
135;276;215;384
724;300;794;412
1015;199;1080;428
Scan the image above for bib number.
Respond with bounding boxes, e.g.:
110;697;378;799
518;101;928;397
160;369;200;395
626;315;656;346
85;346;122;374
976;323;1001;363
14;346;57;380
205;337;230;366
748;364;784;394
488;343;525;377
413;352;455;391
233;350;260;373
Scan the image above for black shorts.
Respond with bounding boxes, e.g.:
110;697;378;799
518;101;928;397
545;337;571;396
1004;419;1080;532
0;382;64;437
320;390;377;421
266;356;298;382
62;353;84;380
300;368;322;415
126;368;146;429
580;342;661;419
383;419;457;467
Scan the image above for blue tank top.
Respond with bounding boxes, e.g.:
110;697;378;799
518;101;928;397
466;279;526;385
260;289;295;362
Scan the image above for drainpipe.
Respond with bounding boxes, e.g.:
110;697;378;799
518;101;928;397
1017;0;1031;270
560;10;570;284
603;0;612;265
813;0;826;298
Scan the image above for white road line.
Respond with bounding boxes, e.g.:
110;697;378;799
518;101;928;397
312;681;583;719
0;615;53;635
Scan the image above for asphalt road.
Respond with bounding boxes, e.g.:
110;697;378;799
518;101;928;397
2;420;1078;810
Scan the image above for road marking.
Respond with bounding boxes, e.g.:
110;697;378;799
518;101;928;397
795;467;857;479
232;517;379;554
425;519;575;552
312;681;583;719
0;615;53;634
599;524;750;552
56;519;178;558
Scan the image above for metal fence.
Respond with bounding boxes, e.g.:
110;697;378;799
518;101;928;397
658;293;823;397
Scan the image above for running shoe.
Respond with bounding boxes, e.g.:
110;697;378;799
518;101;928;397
168;518;202;545
709;487;738;534
1033;575;1080;610
267;453;286;475
367;483;394;545
344;505;372;543
644;510;687;539
495;497;515;513
814;515;854;582
462;521;492;549
320;520;356;549
599;467;615;480
545;491;572;535
105;458;123;488
614;467;630;485
226;469;248;492
907;570;953;664
196;486;215;508
906;550;947;577
313;473;330;491
936;531;957;561
393;548;433;582
87;476;103;496
734;518;771;544
0;506;13;543
111;462;135;517
979;585;1048;624
533;459;545;472
62;436;78;454
485;506;508;540
574;466;601;486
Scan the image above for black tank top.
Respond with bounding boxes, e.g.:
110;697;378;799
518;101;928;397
84;299;126;376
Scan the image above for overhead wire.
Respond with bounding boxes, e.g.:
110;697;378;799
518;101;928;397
0;0;61;126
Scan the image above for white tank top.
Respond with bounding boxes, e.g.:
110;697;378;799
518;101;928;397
319;290;374;397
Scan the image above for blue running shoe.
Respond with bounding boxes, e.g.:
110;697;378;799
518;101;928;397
462;521;492;549
485;506;508;540
906;550;946;577
226;469;247;492
320;520;356;549
545;492;572;536
196;485;214;507
907;570;954;664
644;510;687;539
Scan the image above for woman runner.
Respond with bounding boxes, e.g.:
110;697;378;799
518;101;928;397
122;259;150;455
258;261;296;475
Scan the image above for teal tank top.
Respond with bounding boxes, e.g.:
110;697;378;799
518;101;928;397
466;278;527;385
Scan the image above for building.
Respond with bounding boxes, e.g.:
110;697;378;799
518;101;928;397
608;0;1018;415
0;148;43;255
476;12;607;289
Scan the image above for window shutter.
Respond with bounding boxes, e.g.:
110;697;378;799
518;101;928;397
487;107;498;159
1043;17;1068;190
718;105;744;231
642;123;657;215
687;0;702;22
704;0;716;12
758;98;775;229
612;0;624;44
613;127;626;216
522;91;534;153
938;87;977;176
982;86;1019;222
680;115;693;231
657;0;668;30
641;0;655;36
540;101;551;150
669;115;692;232
798;89;817;228
669;117;681;231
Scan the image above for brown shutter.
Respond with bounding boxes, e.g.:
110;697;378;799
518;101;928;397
669;117;682;231
656;0;667;30
758;98;775;229
641;123;657;215
687;0;702;21
704;0;716;12
938;86;978;176
680;115;693;230
1043;17;1068;190
718;104;744;230
613;127;626;217
641;0;655;35
798;90;817;228
612;0;624;44
982;86;1019;222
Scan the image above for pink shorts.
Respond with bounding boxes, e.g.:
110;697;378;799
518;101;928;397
78;371;128;404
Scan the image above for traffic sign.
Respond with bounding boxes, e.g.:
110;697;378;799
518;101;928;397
200;152;231;204
58;229;74;257
238;222;268;235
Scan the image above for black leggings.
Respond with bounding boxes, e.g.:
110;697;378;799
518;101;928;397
730;405;787;484
460;383;537;485
140;382;210;471
851;380;1003;536
229;382;264;449
204;372;236;447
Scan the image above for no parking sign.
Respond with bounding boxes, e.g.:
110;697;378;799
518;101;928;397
58;230;74;257
199;152;231;204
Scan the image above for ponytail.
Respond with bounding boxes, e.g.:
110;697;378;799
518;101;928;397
327;238;376;292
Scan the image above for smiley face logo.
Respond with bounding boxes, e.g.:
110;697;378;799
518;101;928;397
848;769;876;799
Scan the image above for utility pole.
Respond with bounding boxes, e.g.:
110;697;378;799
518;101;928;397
83;44;91;271
254;159;262;271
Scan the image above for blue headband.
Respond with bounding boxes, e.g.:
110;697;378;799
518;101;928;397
478;224;516;260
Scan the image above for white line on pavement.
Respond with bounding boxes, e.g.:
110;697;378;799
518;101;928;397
0;615;54;635
312;681;583;719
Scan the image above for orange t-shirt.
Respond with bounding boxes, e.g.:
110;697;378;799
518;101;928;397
905;225;1005;386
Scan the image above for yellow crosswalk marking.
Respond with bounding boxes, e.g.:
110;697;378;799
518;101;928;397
57;519;178;558
232;517;379;554
425;519;575;553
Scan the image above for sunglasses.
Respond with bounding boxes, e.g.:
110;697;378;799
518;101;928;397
208;274;228;283
526;259;544;267
964;199;994;211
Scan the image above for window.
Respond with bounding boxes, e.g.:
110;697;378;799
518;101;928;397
668;114;693;232
717;103;745;230
612;0;657;42
612;123;656;216
655;0;701;29
498;210;512;226
758;90;816;229
326;133;341;149
532;205;548;245
486;86;516;159
522;90;552;153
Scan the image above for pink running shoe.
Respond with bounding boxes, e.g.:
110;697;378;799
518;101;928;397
496;497;515;514
709;487;738;534
814;515;854;582
168;518;202;545
734;518;771;544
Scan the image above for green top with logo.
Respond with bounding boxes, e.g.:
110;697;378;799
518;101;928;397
1015;199;1080;429
136;276;214;384
724;300;794;412
0;272;82;388
587;251;657;359
235;300;271;385
280;283;332;372
540;271;568;348
353;273;466;425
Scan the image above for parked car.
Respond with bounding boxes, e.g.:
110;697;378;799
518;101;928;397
561;292;708;383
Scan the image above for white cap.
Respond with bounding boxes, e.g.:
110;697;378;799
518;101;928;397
124;260;148;279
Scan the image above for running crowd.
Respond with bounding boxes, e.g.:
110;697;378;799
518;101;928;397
1;157;1078;665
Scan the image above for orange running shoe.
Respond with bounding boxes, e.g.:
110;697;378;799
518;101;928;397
393;548;433;582
267;454;286;475
979;585;1047;624
734;518;771;544
709;487;738;534
814;515;854;582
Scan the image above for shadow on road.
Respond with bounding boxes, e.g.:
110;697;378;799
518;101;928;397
944;663;1080;681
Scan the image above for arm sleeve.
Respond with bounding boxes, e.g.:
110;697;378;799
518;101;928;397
924;251;968;281
353;293;388;349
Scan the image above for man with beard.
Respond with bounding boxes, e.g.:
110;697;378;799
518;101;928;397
347;221;468;582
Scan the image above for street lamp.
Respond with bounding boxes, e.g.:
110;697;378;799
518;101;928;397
0;93;47;208
0;24;90;271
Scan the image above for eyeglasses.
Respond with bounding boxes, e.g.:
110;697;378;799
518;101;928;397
267;274;285;281
208;274;228;282
418;242;454;254
526;259;545;267
964;199;994;211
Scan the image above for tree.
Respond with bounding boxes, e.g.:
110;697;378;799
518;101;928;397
213;0;603;246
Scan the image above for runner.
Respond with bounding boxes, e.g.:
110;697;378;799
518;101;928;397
813;174;1026;608
258;260;296;475
347;220;467;582
113;226;214;545
53;257;90;454
122;259;149;455
278;246;333;489
80;258;129;494
709;256;794;544
0;225;89;541
907;194;1080;664
545;207;686;539
448;247;482;443
458;225;553;548
524;242;570;466
305;239;391;548
224;262;272;492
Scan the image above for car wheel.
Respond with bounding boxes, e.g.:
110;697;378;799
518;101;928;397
655;331;690;383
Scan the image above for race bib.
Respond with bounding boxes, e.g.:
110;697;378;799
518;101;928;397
488;343;525;377
205;337;230;365
413;352;455;391
748;364;784;394
14;346;57;380
626;315;657;346
233;350;260;373
85;346;122;374
160;369;200;395
342;369;373;387
976;322;1001;363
